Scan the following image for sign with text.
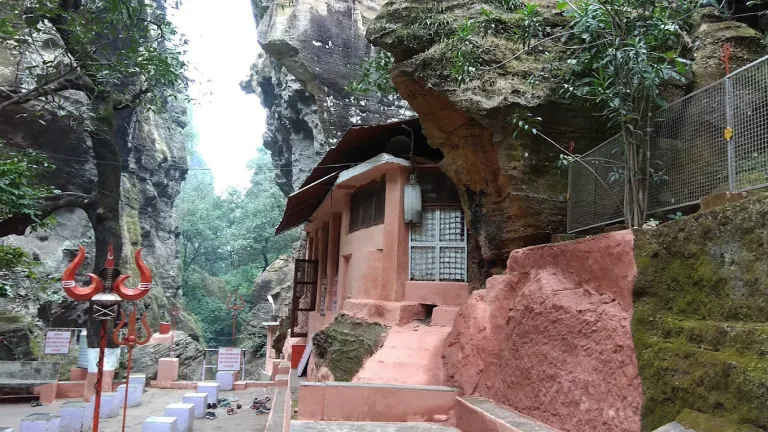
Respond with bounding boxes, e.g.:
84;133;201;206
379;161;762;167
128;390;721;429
217;347;241;371
44;330;71;355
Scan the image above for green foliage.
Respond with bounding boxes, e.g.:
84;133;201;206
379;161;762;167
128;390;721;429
3;0;187;112
346;51;397;95
449;19;481;86
177;143;298;346
514;3;543;49
0;244;38;297
0;144;56;226
498;0;523;11
553;0;696;227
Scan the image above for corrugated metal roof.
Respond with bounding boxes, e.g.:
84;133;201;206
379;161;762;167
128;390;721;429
274;118;442;235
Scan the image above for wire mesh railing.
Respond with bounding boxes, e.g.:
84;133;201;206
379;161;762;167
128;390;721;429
568;55;768;233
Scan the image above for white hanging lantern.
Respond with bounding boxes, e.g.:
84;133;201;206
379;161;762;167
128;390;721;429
404;174;422;224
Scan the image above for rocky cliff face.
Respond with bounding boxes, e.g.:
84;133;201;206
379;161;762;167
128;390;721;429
366;2;766;269
0;19;192;341
243;0;413;194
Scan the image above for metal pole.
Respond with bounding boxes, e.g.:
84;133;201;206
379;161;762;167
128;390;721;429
725;77;736;192
93;321;107;432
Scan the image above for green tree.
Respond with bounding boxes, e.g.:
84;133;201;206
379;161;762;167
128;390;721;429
557;0;694;227
0;0;187;268
0;144;58;233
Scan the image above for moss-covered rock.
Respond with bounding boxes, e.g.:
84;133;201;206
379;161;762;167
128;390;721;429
676;409;764;432
632;193;768;431
0;313;38;360
311;314;388;382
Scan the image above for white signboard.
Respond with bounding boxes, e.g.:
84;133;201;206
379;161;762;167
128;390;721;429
44;331;71;355
217;347;241;371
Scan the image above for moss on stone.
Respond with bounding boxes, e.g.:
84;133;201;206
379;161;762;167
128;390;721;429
676;409;764;432
311;314;388;382
632;193;768;431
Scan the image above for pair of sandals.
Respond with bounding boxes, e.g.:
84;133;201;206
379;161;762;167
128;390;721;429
206;402;218;409
205;411;217;420
226;407;237;415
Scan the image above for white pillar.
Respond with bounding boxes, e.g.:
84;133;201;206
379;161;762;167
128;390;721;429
142;417;177;432
59;401;94;432
182;393;208;419
163;403;195;432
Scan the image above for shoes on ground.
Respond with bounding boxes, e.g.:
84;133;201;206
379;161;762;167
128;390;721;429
205;411;217;420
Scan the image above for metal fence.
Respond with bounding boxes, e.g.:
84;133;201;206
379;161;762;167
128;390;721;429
568;55;768;233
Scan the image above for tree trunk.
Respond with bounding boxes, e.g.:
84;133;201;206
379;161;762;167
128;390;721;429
85;98;125;349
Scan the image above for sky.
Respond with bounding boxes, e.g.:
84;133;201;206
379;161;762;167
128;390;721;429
170;0;267;194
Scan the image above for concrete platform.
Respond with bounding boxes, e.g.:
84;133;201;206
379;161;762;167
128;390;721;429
19;414;60;432
455;397;560;432
128;373;147;394
90;392;119;418
290;422;459;431
196;382;220;403
115;384;143;407
142;416;176;432
182;393;208;418
164;403;194;432
59;401;93;432
216;371;236;391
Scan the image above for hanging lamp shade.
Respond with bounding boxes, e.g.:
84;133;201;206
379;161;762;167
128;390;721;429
404;174;422;224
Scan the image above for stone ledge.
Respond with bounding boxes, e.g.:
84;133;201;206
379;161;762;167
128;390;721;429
300;381;458;392
149;381;198;389
456;397;561;432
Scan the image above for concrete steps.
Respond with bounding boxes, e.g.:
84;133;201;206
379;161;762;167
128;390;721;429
291;422;460;431
353;325;451;386
430;306;460;327
455;397;561;432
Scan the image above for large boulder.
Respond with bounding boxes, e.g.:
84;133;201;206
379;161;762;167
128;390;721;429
366;1;767;270
443;231;641;432
245;0;413;194
367;0;609;268
241;255;294;370
131;331;205;381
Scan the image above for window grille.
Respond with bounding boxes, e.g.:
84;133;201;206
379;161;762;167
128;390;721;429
349;177;386;232
409;208;467;282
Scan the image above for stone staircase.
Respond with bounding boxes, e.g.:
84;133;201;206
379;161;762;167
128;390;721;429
353;324;452;386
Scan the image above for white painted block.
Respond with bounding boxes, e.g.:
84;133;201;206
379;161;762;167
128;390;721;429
90;391;119;418
0;427;14;432
196;381;220;403
216;371;237;391
164;403;194;432
142;416;177;432
115;384;143;407
20;413;60;432
59;401;94;432
128;373;147;394
182;393;208;418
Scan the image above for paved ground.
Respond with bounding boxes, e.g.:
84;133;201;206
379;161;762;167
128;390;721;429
0;387;273;431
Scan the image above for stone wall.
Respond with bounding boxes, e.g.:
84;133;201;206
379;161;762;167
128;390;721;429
442;231;642;432
633;193;768;431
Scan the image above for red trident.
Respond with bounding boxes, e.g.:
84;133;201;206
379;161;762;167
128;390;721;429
61;243;153;432
226;292;246;346
113;306;151;432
